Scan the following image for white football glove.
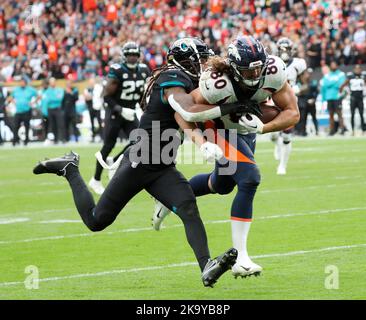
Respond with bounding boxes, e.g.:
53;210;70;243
238;113;264;134
200;142;223;162
121;107;136;121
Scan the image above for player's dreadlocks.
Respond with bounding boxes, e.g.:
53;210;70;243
140;62;199;111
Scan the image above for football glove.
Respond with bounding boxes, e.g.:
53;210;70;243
239;113;264;134
200;142;223;162
121;107;136;121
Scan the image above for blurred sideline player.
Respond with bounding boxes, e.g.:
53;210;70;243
89;42;150;194
340;64;366;135
271;37;306;175
32;37;261;287
152;36;299;278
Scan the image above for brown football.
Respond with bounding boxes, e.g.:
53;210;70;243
259;102;281;124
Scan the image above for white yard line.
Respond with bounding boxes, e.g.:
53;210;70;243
0;243;365;287
1;179;364;201
1;206;365;244
0;218;30;225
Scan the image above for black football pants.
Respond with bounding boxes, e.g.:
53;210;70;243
66;150;210;271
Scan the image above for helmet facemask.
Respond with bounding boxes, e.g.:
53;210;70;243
168;38;212;80
230;59;268;89
124;53;140;69
278;46;291;63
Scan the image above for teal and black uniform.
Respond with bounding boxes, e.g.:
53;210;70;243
94;62;150;181
11;86;37;145
138;68;196;166
69;67;211;271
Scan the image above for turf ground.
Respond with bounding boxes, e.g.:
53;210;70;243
0;136;366;300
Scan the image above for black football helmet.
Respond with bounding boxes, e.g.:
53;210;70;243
276;37;295;63
167;37;213;79
122;41;140;69
227;36;269;89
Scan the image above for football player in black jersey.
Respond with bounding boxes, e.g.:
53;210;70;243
89;42;150;195
33;37;259;287
340;64;366;135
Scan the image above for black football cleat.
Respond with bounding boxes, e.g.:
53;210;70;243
201;247;238;287
33;151;79;177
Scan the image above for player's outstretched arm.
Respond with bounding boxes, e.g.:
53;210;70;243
262;82;300;134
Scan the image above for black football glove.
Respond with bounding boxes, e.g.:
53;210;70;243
219;100;262;118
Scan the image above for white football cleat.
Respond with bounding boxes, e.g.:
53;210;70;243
277;165;286;175
88;177;105;195
232;260;263;278
152;200;171;231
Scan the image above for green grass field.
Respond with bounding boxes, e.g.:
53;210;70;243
0;137;366;300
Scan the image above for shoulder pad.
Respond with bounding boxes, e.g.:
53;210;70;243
110;63;121;70
263;55;287;92
294;58;307;75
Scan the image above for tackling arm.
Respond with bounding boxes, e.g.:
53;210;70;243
165;87;251;122
262;82;300;134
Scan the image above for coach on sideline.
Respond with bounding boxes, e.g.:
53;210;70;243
8;78;37;146
43;77;65;144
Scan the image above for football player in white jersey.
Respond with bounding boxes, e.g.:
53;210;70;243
152;36;299;278
272;37;307;175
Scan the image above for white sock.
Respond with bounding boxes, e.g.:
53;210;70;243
231;219;252;265
279;141;292;170
272;133;281;161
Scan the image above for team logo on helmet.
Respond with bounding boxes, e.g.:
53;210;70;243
228;44;241;61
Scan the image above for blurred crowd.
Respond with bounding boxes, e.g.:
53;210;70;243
0;0;365;82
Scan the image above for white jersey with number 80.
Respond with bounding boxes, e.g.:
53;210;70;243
199;55;287;134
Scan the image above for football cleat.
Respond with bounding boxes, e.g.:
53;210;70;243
277;165;286;175
88;177;105;195
201;248;238;287
152;200;171;231
33;151;79;177
232;260;263;278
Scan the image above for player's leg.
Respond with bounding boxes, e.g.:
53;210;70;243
277;129;292;175
24;111;31;146
33;151;144;231
270;131;281;161
309;102;319;135
145;166;237;287
89;118;120;194
335;100;346;133
152;152;235;231
328;102;335;135
359;100;365;133
222;134;262;277
12;113;21;146
112;117;139;162
350;97;356;134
